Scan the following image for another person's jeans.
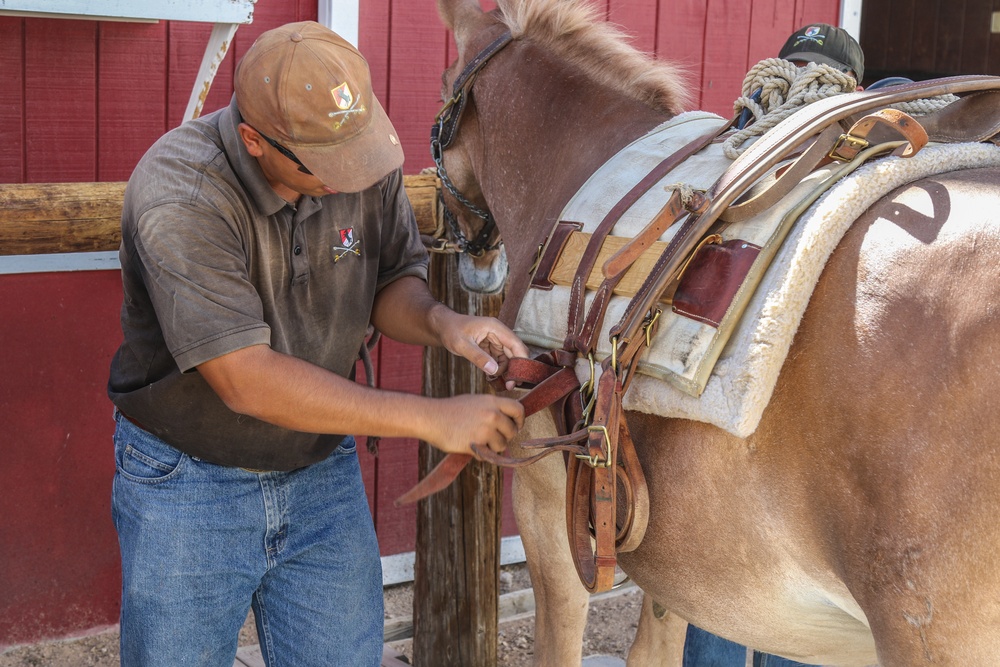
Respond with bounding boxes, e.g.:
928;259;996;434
111;411;382;667
684;624;815;667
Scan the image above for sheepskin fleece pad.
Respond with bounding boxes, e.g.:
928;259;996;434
514;120;1000;437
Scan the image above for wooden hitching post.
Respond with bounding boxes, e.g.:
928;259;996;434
413;249;504;666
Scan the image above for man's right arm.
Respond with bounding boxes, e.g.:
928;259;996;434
196;344;524;455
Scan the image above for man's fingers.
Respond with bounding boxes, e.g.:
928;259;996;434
498;397;525;428
462;340;499;376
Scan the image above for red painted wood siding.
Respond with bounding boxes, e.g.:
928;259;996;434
0;0;839;647
862;0;1000;80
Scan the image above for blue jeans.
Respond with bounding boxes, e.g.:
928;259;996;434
111;411;382;667
684;624;814;667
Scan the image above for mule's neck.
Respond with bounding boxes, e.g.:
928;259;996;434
471;37;674;325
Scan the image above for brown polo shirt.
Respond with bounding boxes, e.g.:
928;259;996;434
108;96;428;470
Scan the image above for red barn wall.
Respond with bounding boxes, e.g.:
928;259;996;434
0;0;840;648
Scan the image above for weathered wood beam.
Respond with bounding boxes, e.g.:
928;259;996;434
0;174;441;256
413;252;503;667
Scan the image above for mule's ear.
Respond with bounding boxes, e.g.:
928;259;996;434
436;0;485;45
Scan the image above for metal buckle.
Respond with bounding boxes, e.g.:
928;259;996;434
828;133;870;161
642;308;662;348
579;353;597;422
576;425;613;468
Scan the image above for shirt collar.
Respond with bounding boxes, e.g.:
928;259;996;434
220;95;291;218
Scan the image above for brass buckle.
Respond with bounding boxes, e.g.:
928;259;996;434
576;425;613;468
828;133;870;162
579;353;598;422
642;308;662;348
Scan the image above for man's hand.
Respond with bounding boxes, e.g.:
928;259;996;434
432;309;530;390
425;394;525;456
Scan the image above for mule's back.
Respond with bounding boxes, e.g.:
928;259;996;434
619;165;1000;665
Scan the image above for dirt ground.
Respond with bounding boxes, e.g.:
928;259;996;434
0;564;643;667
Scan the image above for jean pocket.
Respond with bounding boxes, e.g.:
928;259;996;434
115;428;185;484
334;436;357;455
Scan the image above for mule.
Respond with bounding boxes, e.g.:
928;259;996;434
432;1;1000;665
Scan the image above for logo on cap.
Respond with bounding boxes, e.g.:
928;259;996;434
332;83;354;110
796;26;825;47
328;82;367;130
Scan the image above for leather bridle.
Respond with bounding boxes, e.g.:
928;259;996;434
429;30;513;257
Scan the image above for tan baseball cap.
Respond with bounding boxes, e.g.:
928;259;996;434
235;21;404;192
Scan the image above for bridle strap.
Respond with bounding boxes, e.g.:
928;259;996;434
430;28;514;257
435;30;514;151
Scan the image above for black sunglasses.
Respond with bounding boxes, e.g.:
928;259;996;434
254;128;313;175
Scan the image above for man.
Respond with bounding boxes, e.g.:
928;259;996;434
108;21;527;666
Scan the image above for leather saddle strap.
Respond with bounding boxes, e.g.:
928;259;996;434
562;125;729;354
396;354;580;505
613;409;648;554
567;366;622;593
602;188;707;281
395;453;472;506
572;189;710;356
712;75;1000;219
721;108;929;222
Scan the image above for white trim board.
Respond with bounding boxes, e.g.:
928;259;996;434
317;0;358;47
0;0;255;24
841;0;862;42
381;535;526;588
0;251;121;275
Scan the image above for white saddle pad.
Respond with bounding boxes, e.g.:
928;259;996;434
514;113;1000;436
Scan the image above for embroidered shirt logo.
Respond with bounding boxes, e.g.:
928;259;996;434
328;82;367;130
333;227;361;262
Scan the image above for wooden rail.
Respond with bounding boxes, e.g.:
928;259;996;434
0;174;442;256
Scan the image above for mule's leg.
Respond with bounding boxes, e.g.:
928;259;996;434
626;593;686;667
511;411;591;666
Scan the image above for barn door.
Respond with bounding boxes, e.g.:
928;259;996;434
861;0;1000;83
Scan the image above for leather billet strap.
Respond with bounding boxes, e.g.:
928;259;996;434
530;221;582;290
567;365;648;593
395;353;581;505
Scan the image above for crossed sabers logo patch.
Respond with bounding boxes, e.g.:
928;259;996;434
794;25;825;48
333;227;361;262
329;82;367;131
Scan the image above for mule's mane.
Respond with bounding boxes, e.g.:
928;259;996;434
498;0;691;114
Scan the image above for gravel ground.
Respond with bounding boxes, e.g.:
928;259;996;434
0;564;642;667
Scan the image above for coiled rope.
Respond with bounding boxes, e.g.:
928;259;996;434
723;58;856;158
723;58;961;159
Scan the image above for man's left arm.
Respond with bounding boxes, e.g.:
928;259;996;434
371;276;528;388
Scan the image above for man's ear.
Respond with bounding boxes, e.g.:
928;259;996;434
237;123;265;158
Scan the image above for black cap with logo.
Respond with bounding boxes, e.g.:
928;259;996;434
779;23;865;82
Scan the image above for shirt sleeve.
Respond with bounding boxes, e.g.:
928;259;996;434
374;168;430;292
132;202;271;372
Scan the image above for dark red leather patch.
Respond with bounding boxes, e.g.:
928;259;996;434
672;239;761;327
531;220;583;290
